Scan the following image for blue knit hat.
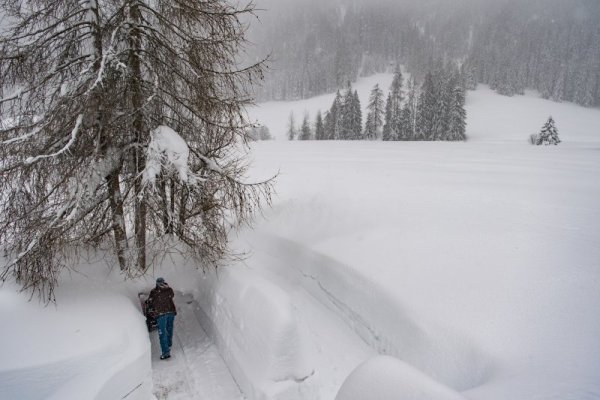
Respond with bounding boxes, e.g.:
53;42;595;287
156;277;165;285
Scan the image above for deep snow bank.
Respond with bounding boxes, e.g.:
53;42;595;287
193;266;316;400
335;356;465;400
0;281;152;400
243;233;492;392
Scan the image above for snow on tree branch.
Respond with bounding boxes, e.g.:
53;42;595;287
24;114;84;165
143;125;197;186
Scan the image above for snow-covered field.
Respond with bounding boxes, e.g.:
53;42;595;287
1;75;600;400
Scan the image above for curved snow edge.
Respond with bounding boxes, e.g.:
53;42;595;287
253;232;494;392
0;294;152;400
193;267;316;400
336;355;466;400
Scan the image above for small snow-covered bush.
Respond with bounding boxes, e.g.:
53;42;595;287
529;133;538;145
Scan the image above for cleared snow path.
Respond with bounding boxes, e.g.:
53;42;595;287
150;292;243;400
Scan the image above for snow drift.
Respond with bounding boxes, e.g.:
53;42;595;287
0;281;152;400
193;267;316;400
335;356;465;400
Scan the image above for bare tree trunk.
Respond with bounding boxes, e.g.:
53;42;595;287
89;2;129;271
158;175;172;234
178;186;189;237
108;171;128;269
170;178;176;234
129;1;147;271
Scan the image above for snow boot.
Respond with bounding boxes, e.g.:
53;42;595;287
160;354;171;360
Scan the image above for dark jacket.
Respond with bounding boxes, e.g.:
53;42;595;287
148;284;177;316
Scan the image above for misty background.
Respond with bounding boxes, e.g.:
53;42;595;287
244;0;600;107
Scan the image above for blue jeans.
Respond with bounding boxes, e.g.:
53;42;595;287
156;313;175;356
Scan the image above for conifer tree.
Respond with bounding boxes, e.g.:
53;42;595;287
389;65;404;139
460;61;478;91
259;126;272;141
315;111;325;140
330;90;344;140
416;72;437;140
382;95;393;141
350;90;363;140
447;79;467;141
432;65;453;140
536;116;561;145
382;65;404;141
326;90;343;140
365;84;385;140
400;78;417;140
340;83;355;140
288;112;297;140
324;110;334;140
299;113;312;140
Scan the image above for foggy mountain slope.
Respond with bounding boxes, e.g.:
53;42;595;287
247;0;600;106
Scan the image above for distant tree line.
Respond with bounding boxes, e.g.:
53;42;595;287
249;0;600;107
288;64;466;142
248;125;273;141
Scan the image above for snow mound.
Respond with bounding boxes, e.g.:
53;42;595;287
247;233;492;392
193;267;316;400
335;355;465;400
0;282;151;400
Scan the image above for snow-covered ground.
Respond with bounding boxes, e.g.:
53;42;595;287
0;267;153;400
1;75;600;400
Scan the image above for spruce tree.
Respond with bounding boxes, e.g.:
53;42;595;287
350;90;363;140
461;61;478;91
433;65;453;140
315;111;325;140
416;72;437;140
382;95;393;141
259;126;272;141
536;116;561;145
324;111;334;140
288;112;297;140
365;84;385;140
328;90;343;140
400;78;417;140
389;65;404;140
340;83;355;140
299;113;312;140
382;65;404;141
447;80;467;141
330;90;344;140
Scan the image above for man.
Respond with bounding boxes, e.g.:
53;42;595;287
147;277;177;360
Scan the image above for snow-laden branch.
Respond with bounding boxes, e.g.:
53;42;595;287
0;89;23;105
196;153;223;174
87;26;122;94
142;125;200;186
1;125;43;145
25;114;83;164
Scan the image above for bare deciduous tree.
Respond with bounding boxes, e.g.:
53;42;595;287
0;0;274;301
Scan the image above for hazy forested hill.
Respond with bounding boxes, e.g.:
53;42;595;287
247;0;600;106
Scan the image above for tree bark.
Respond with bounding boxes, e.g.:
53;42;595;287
108;171;128;269
129;1;147;270
90;2;129;271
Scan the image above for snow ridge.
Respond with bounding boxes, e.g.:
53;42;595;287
251;232;494;392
